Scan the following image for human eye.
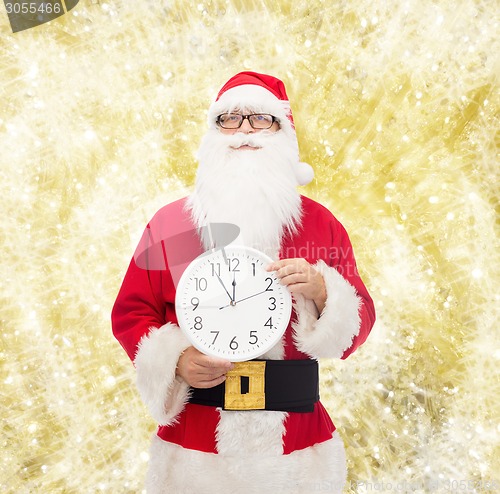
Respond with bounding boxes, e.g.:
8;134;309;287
249;114;273;128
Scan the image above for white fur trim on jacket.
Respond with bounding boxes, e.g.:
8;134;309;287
146;431;346;494
216;410;288;456
292;260;362;359
134;323;192;426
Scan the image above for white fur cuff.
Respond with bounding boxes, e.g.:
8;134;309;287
293;260;362;359
134;323;192;425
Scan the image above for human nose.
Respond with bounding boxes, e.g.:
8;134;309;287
238;117;254;133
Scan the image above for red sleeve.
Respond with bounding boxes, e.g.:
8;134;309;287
331;221;376;359
111;253;171;362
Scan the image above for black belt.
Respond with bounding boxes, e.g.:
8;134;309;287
189;359;319;412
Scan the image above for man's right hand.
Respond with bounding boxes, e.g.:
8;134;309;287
176;346;234;388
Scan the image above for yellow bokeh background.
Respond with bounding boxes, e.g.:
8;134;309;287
1;1;498;492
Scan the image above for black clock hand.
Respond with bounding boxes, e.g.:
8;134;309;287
219;288;269;309
232;271;236;303
234;289;268;305
215;272;233;302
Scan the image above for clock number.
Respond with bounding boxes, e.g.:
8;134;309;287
194;316;203;330
268;297;276;311
195;277;208;291
249;331;258;345
210;331;219;344
229;336;239;350
251;262;256;276
264;317;273;330
191;297;199;311
210;263;221;277
265;277;274;291
228;258;240;272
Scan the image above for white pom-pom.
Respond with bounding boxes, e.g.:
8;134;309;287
294;161;314;186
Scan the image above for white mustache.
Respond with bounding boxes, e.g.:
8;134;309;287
224;132;276;149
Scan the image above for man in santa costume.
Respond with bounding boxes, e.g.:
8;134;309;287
112;71;375;493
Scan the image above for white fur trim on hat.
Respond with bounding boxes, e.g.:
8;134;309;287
208;84;295;137
134;323;192;425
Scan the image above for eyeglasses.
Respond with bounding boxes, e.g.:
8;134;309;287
216;113;277;130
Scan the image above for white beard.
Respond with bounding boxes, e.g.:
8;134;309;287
187;129;302;259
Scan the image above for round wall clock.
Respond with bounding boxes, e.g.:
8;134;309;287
175;245;292;361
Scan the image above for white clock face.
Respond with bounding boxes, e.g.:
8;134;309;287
175;246;292;362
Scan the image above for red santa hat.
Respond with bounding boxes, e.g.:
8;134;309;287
207;71;314;186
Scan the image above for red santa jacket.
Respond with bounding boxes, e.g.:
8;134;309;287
111;195;375;455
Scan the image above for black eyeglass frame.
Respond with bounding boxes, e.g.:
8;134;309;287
215;113;278;130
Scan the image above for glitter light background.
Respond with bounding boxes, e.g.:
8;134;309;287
0;1;498;493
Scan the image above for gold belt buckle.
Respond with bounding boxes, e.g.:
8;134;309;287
224;361;266;410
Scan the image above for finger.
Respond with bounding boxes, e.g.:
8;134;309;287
265;258;299;272
281;259;309;273
275;262;310;281
196;355;234;371
188;365;228;383
193;373;228;389
285;282;310;295
278;271;308;286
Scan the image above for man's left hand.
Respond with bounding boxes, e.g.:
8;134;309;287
266;258;326;314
